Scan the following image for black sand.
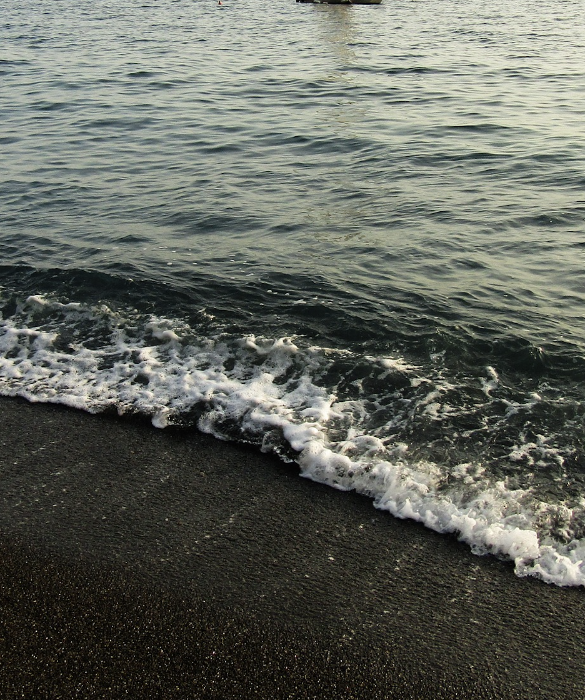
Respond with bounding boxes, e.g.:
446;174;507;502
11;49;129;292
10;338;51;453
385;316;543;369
0;396;584;699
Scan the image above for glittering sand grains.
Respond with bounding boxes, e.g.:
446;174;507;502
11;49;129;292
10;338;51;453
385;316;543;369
0;398;583;699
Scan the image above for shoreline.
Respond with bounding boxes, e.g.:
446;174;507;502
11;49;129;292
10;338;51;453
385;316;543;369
1;396;584;698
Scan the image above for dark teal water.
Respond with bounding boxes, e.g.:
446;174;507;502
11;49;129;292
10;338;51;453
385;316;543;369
2;0;585;585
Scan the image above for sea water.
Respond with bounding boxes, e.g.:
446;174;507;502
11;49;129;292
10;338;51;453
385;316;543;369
2;0;585;586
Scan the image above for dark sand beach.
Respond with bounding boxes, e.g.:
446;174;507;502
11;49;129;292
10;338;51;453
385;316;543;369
1;396;584;699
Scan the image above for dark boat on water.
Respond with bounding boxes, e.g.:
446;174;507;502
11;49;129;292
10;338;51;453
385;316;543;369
297;0;382;5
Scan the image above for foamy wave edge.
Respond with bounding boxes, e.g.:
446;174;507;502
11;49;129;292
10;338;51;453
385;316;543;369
1;294;584;587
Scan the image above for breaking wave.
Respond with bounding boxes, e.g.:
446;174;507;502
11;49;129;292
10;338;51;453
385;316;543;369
2;293;585;587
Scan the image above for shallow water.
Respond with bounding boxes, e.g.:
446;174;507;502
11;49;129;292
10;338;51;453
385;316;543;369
2;0;585;585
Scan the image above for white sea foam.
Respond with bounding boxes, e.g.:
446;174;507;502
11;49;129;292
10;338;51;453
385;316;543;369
1;295;585;587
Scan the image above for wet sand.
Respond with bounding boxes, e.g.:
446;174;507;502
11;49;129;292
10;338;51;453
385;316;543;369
0;396;584;699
